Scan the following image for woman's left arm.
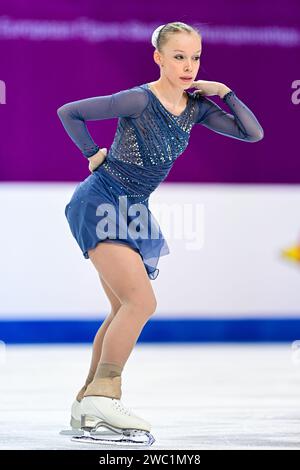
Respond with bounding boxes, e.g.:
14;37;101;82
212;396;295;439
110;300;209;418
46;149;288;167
192;81;264;142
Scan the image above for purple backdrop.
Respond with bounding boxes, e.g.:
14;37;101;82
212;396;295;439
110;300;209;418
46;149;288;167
0;0;299;183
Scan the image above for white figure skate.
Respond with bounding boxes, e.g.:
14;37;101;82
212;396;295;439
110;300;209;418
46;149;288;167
71;395;155;446
60;396;155;446
60;375;155;446
60;399;84;437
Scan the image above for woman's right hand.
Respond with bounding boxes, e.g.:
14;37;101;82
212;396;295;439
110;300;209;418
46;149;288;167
88;147;107;173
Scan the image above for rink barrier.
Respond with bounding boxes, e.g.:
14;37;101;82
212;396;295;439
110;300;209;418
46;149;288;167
1;318;300;343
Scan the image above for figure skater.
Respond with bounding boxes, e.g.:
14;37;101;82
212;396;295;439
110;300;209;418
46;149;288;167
57;21;264;446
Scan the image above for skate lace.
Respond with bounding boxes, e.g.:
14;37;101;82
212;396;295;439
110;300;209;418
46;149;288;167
112;399;132;416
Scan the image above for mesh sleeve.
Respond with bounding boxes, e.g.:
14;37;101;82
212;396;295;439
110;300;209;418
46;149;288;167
194;90;264;142
57;87;149;158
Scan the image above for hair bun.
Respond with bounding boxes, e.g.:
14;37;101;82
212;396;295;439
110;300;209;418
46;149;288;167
151;24;166;48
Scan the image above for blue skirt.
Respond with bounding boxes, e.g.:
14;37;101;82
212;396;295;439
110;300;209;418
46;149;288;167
64;164;170;280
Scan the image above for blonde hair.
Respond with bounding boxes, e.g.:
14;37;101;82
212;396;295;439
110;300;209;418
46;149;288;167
151;22;201;52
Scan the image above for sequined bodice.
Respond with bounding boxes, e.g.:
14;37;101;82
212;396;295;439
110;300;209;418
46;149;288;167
57;82;264;198
100;84;197;197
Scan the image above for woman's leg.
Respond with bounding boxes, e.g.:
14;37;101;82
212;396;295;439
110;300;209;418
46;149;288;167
89;241;156;366
83;241;157;398
76;275;122;402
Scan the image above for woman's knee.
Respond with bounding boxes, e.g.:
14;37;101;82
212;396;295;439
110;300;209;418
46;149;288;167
126;293;157;318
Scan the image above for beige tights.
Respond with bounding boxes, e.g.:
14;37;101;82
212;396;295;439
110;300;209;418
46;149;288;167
76;303;148;401
76;313;115;402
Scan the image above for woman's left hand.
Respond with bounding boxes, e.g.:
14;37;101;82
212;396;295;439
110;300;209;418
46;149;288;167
191;80;231;98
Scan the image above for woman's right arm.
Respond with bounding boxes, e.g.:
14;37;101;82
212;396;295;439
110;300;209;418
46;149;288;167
57;87;148;159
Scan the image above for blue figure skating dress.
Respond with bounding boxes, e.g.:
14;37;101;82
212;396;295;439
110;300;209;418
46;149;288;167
57;82;263;280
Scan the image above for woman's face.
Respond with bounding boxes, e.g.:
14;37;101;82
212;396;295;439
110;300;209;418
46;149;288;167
155;32;202;88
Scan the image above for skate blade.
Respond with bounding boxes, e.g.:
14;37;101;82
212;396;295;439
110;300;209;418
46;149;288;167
71;424;155;446
60;428;84;436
